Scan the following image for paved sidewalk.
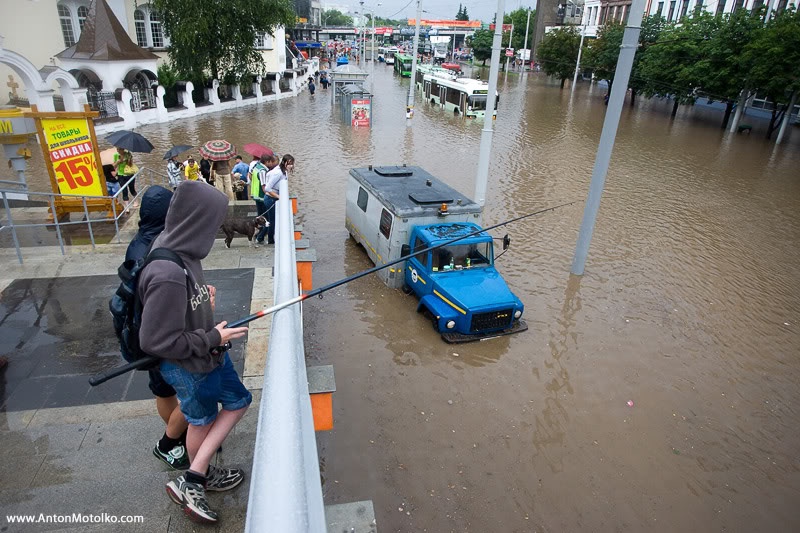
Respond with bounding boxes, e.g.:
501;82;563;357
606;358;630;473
0;206;275;532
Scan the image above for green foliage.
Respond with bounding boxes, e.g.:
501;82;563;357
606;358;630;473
693;8;764;102
583;22;624;84
537;27;581;84
503;8;536;51
637;13;717;104
467;29;494;64
456;4;469;21
323;9;354;26
630;16;669;95
152;0;296;81
744;7;800;101
157;63;180;107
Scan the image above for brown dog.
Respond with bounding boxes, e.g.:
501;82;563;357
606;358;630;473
221;215;268;248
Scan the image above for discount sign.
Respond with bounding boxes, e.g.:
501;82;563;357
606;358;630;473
41;118;103;196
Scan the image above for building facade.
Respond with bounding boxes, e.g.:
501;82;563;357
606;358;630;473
0;0;290;113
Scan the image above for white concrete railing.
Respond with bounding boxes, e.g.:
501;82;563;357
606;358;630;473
245;179;326;532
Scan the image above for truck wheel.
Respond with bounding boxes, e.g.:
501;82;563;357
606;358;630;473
402;283;413;295
454;107;460;116
420;307;439;332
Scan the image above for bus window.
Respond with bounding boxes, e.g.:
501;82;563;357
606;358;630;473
468;94;487;111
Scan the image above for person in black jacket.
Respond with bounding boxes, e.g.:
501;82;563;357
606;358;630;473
199;158;212;185
124;185;190;471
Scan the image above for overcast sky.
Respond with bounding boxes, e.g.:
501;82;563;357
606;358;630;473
324;1;537;25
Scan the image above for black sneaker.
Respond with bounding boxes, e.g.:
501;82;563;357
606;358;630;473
205;464;245;492
153;443;190;470
166;476;218;523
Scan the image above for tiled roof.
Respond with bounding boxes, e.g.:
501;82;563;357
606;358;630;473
56;0;159;61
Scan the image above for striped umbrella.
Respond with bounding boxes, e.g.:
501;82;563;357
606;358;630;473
199;139;236;161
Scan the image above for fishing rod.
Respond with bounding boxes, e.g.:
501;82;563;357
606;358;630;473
89;200;576;386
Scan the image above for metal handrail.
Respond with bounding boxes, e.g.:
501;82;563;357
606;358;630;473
0;168;168;264
245;179;326;532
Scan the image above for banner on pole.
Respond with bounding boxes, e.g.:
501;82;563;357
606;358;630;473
41;118;103;196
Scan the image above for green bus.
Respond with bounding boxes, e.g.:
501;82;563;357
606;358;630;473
394;54;413;77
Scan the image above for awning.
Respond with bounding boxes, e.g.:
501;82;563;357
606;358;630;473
295;41;322;48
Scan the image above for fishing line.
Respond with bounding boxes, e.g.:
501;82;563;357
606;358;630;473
89;200;576;386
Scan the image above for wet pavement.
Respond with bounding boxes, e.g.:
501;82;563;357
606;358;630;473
0;270;253;412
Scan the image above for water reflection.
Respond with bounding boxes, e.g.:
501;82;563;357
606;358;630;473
531;274;581;474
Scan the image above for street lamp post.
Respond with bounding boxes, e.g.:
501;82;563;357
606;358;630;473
571;23;587;92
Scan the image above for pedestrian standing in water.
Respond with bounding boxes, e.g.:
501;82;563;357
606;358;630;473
137;181;251;524
308;76;316;95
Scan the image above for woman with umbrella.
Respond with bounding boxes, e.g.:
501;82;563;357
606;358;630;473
114;147;138;207
106;130;153;208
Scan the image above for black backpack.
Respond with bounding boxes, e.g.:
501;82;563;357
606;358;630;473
109;248;187;369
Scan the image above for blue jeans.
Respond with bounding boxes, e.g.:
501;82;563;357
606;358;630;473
159;353;252;426
263;197;277;243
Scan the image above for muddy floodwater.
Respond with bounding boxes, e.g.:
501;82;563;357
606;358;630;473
12;63;800;531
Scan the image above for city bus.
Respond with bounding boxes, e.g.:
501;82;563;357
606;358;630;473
422;74;498;119
394;54;413;77
415;64;457;92
385;47;398;65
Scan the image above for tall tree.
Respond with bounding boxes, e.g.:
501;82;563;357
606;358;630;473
323;9;355;26
467;29;494;65
503;8;536;51
638;14;717;117
153;0;296;81
693;8;765;128
537;26;581;88
743;7;800;138
629;15;669;106
456;4;469;21
583;22;625;87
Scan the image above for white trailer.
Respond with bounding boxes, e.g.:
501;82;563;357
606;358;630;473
345;165;482;289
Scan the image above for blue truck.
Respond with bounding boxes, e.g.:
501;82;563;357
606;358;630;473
346;165;527;343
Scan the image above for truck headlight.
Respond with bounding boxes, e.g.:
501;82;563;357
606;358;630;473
514;310;522;319
446;320;456;329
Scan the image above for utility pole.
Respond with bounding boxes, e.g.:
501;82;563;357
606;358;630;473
571;23;586;93
522;8;532;73
406;0;422;124
474;0;506;208
571;0;645;276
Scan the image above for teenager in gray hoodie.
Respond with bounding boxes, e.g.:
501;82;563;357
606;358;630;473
138;180;249;524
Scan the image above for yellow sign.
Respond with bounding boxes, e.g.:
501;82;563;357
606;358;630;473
41;118;103;196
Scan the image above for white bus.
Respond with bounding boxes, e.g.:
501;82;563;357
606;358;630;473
384;47;398;65
415;65;458;92
422;74;498;119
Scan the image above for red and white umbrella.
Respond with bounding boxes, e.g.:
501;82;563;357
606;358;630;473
199;139;236;161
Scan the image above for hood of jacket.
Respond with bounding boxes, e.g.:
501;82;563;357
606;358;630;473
138;185;173;235
153;180;228;260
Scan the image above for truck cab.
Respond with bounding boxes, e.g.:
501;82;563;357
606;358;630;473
404;223;526;342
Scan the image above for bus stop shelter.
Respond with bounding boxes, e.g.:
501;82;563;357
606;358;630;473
338;85;373;128
329;64;369;103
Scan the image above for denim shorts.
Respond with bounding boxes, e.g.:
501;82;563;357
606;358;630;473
159;353;252;426
148;368;176;398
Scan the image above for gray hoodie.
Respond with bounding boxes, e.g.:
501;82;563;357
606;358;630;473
138;181;229;373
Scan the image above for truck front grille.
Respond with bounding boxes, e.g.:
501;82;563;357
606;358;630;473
471;309;513;332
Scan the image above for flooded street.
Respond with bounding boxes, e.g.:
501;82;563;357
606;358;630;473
15;64;800;531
